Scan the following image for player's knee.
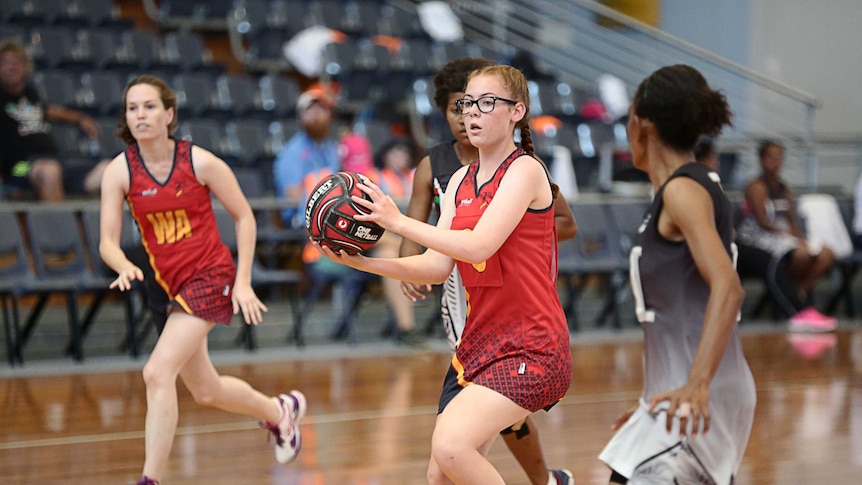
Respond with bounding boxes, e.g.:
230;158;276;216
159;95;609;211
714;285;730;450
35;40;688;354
30;159;62;185
426;460;448;485
142;360;173;390
430;436;466;475
142;357;183;391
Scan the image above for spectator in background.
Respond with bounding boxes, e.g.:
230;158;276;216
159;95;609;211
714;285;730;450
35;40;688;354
280;92;424;345
735;139;836;332
0;39;107;201
695;136;822;329
374;138;416;202
273;85;339;227
338;124;375;175
275;86;361;340
372;137;422;345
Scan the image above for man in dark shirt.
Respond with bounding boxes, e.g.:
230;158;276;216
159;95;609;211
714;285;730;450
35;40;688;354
0;39;106;200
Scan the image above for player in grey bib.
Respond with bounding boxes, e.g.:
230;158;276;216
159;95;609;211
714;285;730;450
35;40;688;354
600;65;755;485
599;163;755;484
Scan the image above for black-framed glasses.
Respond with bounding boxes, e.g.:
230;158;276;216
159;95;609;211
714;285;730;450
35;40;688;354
454;96;517;115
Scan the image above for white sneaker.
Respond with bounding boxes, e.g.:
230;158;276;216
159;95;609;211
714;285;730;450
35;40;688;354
262;390;307;464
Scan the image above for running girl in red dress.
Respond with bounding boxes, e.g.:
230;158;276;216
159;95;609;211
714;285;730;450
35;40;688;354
99;76;306;485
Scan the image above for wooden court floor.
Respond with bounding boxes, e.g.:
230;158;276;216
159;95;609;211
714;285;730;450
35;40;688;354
1;327;861;484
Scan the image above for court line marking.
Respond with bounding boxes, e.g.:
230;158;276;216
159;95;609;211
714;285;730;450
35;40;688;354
0;377;839;451
0;392;641;450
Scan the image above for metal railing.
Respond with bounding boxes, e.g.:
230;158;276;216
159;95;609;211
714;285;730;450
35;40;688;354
410;0;823;187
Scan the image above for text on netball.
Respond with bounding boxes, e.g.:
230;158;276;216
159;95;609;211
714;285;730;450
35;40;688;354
305;178;334;225
146;209;192;244
354;226;380;241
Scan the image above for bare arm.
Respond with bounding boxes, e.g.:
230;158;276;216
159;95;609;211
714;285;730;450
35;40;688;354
194;146;268;324
651;177;745;437
552;188;577;241
399;155;433;257
45;104;100;139
321;243;455;285
99;154;142;290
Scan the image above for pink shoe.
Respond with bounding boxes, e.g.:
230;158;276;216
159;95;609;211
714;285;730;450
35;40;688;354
788;307;837;333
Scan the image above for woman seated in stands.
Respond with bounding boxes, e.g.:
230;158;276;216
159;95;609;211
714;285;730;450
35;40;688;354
735;139;836;332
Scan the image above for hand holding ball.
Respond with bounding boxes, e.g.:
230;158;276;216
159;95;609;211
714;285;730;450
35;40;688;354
305;172;385;255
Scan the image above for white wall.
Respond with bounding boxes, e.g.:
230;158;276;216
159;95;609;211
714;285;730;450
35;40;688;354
660;0;862;190
663;0;862;138
661;0;750;66
749;0;862;136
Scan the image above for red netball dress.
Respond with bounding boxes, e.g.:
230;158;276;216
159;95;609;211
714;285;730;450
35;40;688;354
449;148;572;412
126;140;236;324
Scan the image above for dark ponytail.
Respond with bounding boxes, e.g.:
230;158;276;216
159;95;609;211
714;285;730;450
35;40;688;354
633;65;732;152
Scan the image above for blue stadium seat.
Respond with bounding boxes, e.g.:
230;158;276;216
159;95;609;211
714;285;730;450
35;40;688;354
259;74;300;118
162;31;210;72
78;70;125;116
172;71;218;118
215;72;262;118
106;30;162;72
225;119;271;167
557;202;629;331
179;118;228;159
32;69;79;107
0;0;47;27
28;25;75;69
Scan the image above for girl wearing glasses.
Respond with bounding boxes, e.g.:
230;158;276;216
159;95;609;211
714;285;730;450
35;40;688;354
400;57;576;485
315;64;571;484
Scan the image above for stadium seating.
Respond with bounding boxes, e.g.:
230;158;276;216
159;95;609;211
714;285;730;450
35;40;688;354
78;70;125;116
0;0;662;362
18;209;116;362
213;208;302;350
557;202;629;331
